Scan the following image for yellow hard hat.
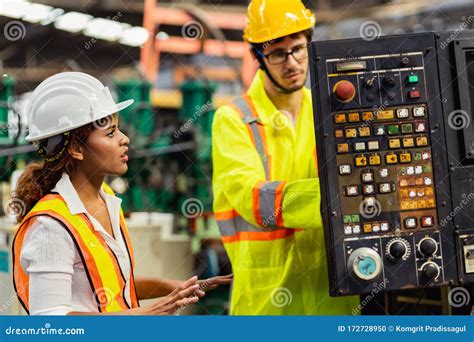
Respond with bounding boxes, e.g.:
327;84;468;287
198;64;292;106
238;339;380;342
243;0;316;43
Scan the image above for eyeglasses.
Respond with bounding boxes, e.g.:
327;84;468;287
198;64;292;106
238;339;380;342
263;44;308;65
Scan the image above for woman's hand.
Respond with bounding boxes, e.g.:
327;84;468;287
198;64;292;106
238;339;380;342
195;274;233;297
138;275;201;315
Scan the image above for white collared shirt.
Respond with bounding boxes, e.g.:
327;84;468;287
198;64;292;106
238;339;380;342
20;172;133;315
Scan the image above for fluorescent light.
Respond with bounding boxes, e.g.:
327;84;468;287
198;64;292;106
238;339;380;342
84;18;126;41
0;0;30;19
22;3;53;23
54;11;92;33
119;26;149;47
40;8;64;26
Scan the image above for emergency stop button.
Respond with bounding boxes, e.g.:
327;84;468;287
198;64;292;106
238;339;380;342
333;80;356;103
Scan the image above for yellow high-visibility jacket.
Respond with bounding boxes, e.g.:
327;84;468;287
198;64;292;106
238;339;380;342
212;70;359;315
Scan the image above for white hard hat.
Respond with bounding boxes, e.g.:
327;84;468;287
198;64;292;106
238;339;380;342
25;72;134;142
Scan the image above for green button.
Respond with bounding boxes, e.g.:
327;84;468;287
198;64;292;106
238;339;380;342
423;164;431;173
351;214;360;223
387;125;399;135
401;123;413;134
398;167;406;175
413;153;422;161
343;215;352;224
408;75;419;84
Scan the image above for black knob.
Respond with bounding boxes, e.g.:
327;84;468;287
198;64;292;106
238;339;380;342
401;57;410;66
422;262;439;279
383;76;396;88
389;241;407;259
419;238;437;256
366;93;375;102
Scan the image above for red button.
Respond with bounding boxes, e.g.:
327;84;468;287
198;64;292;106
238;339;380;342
409;90;421;99
421;216;434;228
334;80;356;103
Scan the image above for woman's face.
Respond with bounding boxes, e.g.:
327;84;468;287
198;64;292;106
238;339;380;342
79;114;130;177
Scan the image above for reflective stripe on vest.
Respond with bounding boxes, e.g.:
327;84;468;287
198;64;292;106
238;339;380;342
230;95;271;180
215;210;302;243
12;188;139;314
216;96;300;242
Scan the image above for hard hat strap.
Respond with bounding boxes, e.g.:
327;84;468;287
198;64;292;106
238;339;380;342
252;47;300;95
36;132;71;162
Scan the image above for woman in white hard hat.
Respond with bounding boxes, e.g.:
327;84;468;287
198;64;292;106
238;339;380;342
11;72;232;315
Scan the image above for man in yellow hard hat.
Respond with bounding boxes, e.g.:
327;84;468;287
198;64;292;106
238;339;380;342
211;0;360;315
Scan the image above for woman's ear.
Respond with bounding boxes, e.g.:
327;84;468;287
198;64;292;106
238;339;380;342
68;144;84;161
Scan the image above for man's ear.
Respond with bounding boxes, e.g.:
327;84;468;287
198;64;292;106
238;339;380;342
68;144;84;161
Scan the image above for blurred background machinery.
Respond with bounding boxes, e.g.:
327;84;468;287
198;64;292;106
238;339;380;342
0;0;473;315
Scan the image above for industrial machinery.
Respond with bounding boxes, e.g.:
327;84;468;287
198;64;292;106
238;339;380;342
310;31;474;296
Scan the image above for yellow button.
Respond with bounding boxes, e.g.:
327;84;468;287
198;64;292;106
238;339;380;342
415;178;424;186
355;155;368;167
386;153;398;164
417;200;426;209
362;112;374;121
369;154;381;165
334;114;347;124
403;137;415;148
389;139;401;149
358;126;371;137
335;129;344;138
363;223;372;233
409;201;418;210
400;153;412;163
400;201;410;210
425;187;434;196
337;143;349;153
345;128;357;138
376;110;395;120
400;189;408;198
400;179;408;187
416;136;428;146
427;199;436;208
348;112;360;122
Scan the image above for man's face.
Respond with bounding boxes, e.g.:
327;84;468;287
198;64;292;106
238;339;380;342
261;33;309;92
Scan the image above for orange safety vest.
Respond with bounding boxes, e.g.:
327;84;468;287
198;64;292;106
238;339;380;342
12;184;139;314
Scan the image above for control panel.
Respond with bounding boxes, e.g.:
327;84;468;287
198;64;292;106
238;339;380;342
310;31;474;296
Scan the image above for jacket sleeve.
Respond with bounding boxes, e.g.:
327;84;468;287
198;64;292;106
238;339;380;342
212;105;323;230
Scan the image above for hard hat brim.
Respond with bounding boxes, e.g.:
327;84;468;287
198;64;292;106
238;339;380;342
25;98;135;142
